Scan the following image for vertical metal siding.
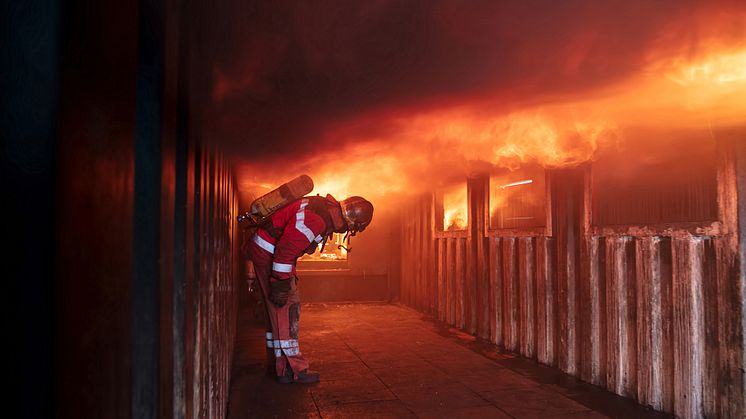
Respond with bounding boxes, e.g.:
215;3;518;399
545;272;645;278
399;150;745;418
189;147;239;419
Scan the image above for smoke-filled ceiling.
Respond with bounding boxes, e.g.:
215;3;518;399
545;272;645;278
210;0;746;201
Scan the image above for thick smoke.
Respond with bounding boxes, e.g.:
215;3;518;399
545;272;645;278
212;0;746;201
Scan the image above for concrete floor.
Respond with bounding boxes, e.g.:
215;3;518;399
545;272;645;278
228;303;669;419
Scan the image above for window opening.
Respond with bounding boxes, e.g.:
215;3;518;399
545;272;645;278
299;232;348;262
489;165;547;230
437;182;468;231
591;133;717;226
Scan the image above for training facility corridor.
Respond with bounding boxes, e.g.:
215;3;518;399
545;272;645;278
7;1;746;417
227;303;667;419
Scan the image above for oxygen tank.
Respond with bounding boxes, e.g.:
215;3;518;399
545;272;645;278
237;174;314;224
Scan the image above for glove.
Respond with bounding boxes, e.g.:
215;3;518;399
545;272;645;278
269;278;292;307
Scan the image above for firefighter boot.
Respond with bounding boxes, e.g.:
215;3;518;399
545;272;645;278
277;367;320;384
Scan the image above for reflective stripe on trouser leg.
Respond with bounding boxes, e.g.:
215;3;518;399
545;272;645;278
266;332;273;348
256;269;309;376
273;339;300;357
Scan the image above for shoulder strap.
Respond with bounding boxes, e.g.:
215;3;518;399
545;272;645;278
304;196;335;235
260;218;283;240
259;196;335;241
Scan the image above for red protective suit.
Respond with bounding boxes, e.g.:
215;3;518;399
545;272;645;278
246;197;332;379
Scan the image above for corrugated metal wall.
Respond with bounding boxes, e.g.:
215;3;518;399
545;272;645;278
400;143;745;418
188;147;240;419
52;0;241;413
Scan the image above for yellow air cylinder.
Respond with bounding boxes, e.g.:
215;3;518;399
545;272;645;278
250;174;314;217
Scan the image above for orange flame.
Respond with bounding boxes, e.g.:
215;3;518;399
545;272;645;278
237;12;746;205
443;183;467;231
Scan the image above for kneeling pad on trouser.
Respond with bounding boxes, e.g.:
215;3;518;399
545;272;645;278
289;303;300;339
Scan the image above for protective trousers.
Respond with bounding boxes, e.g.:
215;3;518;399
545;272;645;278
249;243;310;379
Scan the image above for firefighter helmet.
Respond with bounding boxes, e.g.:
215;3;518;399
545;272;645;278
339;196;374;235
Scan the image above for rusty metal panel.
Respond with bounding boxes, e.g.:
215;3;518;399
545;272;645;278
396;154;745;418
536;236;555;366
476;229;490;340
502;237;519;351
658;238;676;413
518;237;536;358
702;238;720;418
455;238;466;329
467;176;488;338
490;237;503;346
712;144;743;419
714;234;744;418
588;236;606;386
437;238;446;322
605;236;637;397
466;236;477;335
447;238;456;326
427;201;437;315
420;197;429;313
478;244;491;341
672;237;706;418
554;168;583;376
403;208;415;306
188;149;239;419
635;236;666;410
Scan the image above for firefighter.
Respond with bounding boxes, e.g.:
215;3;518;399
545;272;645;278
245;194;374;383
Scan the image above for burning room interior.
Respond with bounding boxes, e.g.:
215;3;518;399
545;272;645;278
5;0;746;418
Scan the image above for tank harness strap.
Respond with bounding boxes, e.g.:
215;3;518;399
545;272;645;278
260;196;336;243
260;219;284;240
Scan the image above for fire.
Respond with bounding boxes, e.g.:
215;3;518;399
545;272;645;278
666;51;746;87
299;232;349;262
311;174;350;201
480;113;611;170
236;11;746;207
443;183;467;231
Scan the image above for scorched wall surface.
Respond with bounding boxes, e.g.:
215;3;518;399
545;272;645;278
399;141;746;419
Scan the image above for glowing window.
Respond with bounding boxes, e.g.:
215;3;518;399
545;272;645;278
591;134;718;226
490;166;547;230
436;183;468;232
299;232;349;262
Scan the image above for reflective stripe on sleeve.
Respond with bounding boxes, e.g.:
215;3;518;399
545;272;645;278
295;199;316;242
314;235;323;243
254;234;276;254
266;340;274;348
272;262;293;273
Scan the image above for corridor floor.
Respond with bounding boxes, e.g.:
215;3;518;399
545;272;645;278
228;303;669;419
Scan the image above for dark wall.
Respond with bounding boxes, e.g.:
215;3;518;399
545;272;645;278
54;0;138;414
0;0;243;417
2;1;61;417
